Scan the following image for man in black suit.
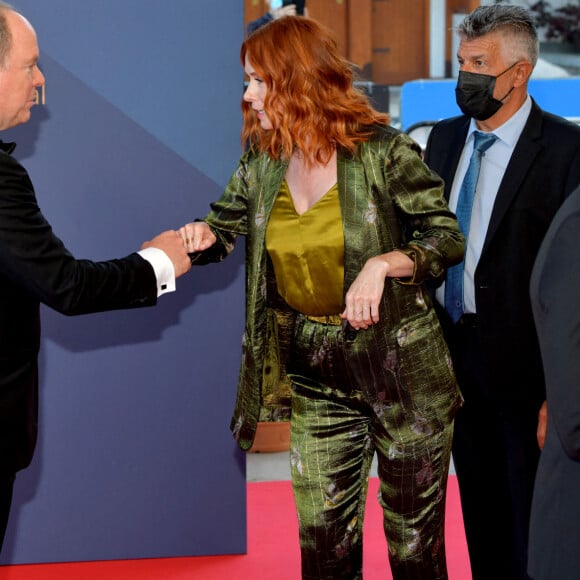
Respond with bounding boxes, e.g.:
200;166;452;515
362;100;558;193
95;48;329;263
423;5;580;579
0;3;191;549
528;184;580;580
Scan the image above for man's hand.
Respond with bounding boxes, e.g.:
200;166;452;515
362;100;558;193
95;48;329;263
272;5;296;19
142;230;192;278
537;400;548;450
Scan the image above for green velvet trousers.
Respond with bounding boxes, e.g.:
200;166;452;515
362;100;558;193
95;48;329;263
287;315;454;580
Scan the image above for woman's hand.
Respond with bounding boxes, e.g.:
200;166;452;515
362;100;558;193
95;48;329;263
342;257;388;329
178;222;217;253
341;251;414;330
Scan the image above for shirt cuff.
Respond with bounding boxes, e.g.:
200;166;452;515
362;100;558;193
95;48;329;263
137;247;176;297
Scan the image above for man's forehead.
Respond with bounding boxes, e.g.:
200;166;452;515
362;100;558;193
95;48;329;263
6;10;38;39
459;35;501;57
4;10;39;57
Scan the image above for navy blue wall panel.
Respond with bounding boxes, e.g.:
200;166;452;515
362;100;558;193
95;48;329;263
0;1;247;564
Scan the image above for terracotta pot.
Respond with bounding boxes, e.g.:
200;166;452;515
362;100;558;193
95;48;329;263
248;421;291;453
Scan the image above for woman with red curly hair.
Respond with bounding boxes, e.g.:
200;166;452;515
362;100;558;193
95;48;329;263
179;16;464;580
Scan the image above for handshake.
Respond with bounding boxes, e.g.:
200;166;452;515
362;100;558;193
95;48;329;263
141;221;217;278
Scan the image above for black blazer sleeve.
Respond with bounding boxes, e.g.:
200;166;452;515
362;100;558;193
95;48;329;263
0;147;157;316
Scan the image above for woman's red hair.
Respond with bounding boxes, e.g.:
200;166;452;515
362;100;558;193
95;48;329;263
241;16;390;164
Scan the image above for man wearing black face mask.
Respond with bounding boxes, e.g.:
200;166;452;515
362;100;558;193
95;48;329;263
423;5;580;580
455;60;519;121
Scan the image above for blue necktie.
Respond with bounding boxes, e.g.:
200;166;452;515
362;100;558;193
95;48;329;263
445;131;498;323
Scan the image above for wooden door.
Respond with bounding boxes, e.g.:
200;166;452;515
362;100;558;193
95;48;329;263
371;0;429;84
243;0;432;84
245;0;270;27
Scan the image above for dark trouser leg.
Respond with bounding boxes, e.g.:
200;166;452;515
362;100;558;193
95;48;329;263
0;473;15;552
451;325;539;580
453;401;513;579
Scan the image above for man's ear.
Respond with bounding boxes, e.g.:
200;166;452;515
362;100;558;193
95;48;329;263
514;61;534;87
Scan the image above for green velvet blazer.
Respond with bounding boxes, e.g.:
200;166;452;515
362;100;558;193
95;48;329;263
192;125;464;450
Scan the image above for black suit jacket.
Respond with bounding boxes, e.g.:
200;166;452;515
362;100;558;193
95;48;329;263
424;99;580;412
0;141;158;474
528;184;580;580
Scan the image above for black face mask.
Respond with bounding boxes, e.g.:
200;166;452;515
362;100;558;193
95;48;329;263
455;62;518;121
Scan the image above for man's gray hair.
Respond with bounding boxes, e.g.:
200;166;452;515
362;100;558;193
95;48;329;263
458;4;539;66
0;2;14;69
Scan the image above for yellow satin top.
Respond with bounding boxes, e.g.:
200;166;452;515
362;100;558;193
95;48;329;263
265;180;344;316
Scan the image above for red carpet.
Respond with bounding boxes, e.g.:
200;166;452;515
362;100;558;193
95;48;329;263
0;477;470;579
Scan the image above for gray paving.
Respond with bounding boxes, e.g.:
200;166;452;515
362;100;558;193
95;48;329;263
246;449;456;482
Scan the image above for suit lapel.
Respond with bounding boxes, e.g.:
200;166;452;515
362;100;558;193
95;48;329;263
256;155;288;228
443;121;470;202
427;118;469;202
337;151;360;291
483;101;543;252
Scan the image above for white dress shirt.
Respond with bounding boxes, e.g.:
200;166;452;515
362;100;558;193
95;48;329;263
138;247;176;297
437;95;532;313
